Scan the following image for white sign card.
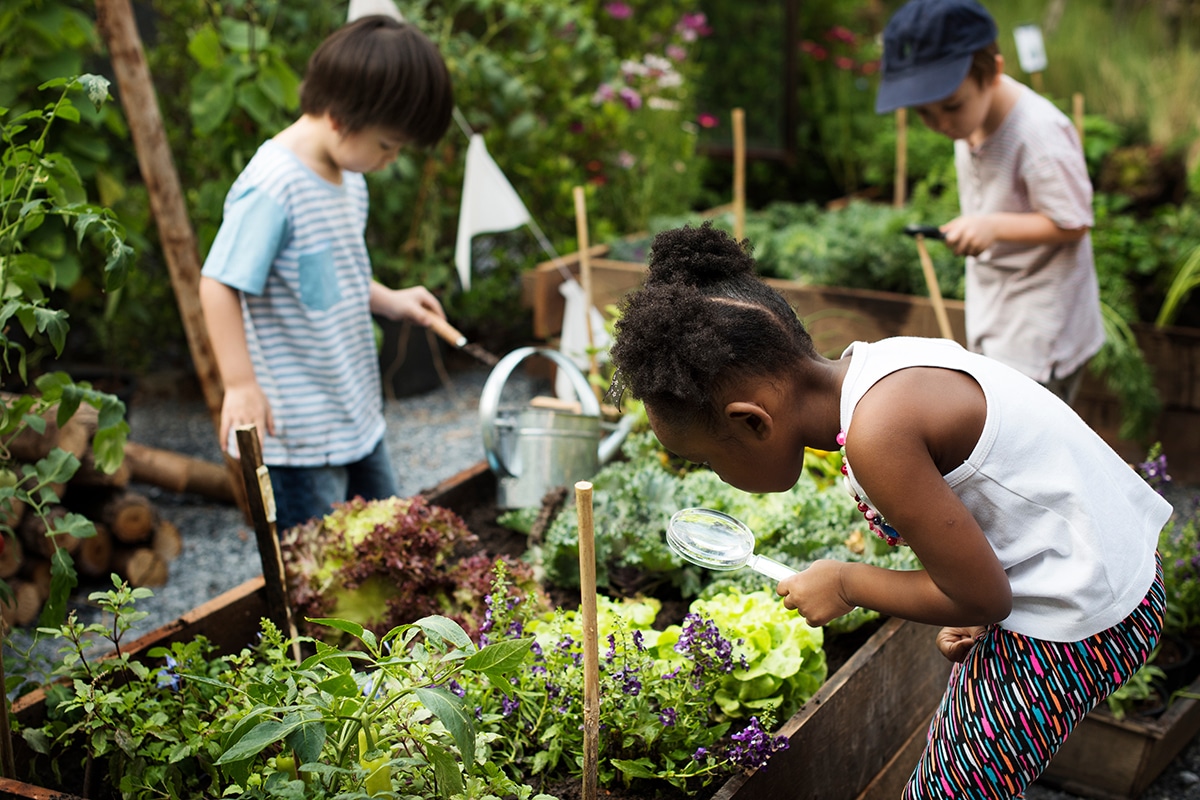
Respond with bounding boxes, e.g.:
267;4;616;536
1013;24;1048;74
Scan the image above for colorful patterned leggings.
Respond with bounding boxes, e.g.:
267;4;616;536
904;558;1165;799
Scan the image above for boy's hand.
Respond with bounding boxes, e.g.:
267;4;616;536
936;625;986;663
372;284;446;327
941;215;997;257
220;382;274;456
776;560;854;627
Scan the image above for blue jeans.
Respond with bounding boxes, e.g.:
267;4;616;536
268;438;399;532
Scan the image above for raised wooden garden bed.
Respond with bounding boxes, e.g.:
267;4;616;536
523;251;1200;482
7;461;1192;799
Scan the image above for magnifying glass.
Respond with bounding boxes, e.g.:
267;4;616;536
666;508;798;582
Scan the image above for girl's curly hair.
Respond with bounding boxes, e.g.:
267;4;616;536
609;223;815;430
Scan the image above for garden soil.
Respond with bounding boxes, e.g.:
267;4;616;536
9;357;1200;799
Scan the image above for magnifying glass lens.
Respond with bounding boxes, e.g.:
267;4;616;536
667;509;754;569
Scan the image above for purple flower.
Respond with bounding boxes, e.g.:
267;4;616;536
659;707;677;726
692;747;708;761
605;2;633;19
156;655;180;691
501;694;521;716
727;717;790;771
618;87;642;110
447;679;466;698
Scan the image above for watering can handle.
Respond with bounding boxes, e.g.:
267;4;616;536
479;347;601;478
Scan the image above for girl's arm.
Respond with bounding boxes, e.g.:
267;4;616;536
778;367;1011;627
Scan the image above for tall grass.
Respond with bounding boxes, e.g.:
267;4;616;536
983;1;1200;150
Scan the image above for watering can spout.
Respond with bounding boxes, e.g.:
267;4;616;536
599;413;637;465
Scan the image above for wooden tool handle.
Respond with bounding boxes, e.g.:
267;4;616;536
914;237;955;341
427;316;467;348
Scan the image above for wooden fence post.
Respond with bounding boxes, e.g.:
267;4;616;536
95;0;248;518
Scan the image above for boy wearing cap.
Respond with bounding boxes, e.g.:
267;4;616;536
199;16;453;531
876;0;1104;405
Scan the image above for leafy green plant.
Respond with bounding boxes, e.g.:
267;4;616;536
462;564;793;795
0;73;132;628
17;575;555;800
279;495;538;644
657;587;826;722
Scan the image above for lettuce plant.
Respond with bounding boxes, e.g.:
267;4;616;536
280;495;538;644
461;564;791;795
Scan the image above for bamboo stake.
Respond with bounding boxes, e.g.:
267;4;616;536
572;187;602;403
732;108;745;241
914;235;955;340
894;108;908;208
575;480;599;800
1031;71;1044;93
95;0;247;519
1072;92;1085;144
234;426;302;663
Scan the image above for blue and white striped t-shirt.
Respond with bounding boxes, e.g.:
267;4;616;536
202;139;384;467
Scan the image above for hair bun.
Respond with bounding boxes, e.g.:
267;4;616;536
645;222;755;287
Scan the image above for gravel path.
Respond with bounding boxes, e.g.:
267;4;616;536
7;358;1200;798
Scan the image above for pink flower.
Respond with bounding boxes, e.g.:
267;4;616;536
605;2;633;20
676;11;712;42
696;112;719;129
834;56;855;71
825;26;856;45
666;44;688;62
591;83;616;105
859;59;880;76
617;150;637;169
618;86;642;110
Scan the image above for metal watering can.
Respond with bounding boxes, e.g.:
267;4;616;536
479;346;636;509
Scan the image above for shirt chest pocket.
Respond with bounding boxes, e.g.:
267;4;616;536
298;245;342;311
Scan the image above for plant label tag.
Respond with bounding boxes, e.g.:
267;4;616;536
1013;24;1048;74
256;464;277;523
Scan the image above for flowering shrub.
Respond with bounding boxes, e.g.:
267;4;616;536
579;6;712;241
462;564;792;794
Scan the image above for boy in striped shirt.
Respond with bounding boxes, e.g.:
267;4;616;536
875;0;1104;405
199;15;454;531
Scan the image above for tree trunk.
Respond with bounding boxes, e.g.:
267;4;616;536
151;518;183;562
76;523;115;578
111;547;169;588
102;492;156;544
94;0;248;520
124;441;235;502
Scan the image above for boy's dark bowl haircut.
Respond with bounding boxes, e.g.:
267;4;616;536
875;0;997;113
301;15;453;147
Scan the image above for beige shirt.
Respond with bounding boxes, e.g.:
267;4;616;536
955;76;1105;383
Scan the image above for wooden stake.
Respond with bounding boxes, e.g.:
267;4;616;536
1031;71;1044;93
572;187;602;402
234;426;302;662
575;480;599;800
95;0;247;520
914;235;955;340
732;108;746;241
1073;92;1085;144
894;108;908;208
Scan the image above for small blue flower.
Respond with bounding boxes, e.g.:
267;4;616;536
156;655;180;691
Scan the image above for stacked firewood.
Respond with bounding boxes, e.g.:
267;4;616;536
0;397;235;628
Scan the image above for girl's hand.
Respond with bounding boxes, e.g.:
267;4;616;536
936;626;986;663
776;560;854;627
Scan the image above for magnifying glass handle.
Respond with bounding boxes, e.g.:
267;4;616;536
746;554;798;582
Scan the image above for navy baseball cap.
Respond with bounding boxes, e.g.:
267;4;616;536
875;0;998;113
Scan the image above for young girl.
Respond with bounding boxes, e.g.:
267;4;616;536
608;222;1172;798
